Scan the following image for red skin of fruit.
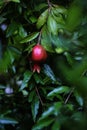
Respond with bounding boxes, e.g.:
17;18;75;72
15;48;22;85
31;44;47;62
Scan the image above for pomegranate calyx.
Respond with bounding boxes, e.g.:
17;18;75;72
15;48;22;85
32;64;41;73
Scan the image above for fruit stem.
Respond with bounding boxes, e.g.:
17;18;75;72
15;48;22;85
37;31;42;44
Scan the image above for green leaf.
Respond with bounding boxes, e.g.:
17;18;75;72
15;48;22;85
0;85;5;89
18;25;27;37
20;71;33;90
0;48;16;73
29;16;37;23
20;32;39;43
74;91;83;106
66;5;82;31
0;13;7;24
25;43;35;53
52;8;66;26
8;46;21;55
28;90;36;102
32;117;54;130
43;64;57;82
6;22;18;37
34;73;44;84
39;102;62;120
52;5;67;15
35;3;47;11
41;25;55;53
0;117;18;124
47;86;70;97
49;35;66;53
54;102;62;116
64;52;74;66
36;9;48;29
11;0;20;3
52;121;60;130
0;1;4;5
40;107;54;119
66;104;74;111
31;95;40;121
47;14;58;35
22;90;28;96
0;16;6;24
42;76;52;85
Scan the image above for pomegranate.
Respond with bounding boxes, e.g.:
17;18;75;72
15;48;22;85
31;44;47;62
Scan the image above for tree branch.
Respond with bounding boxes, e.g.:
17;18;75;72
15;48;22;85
47;0;52;8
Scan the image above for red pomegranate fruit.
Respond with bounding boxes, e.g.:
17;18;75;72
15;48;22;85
31;44;47;62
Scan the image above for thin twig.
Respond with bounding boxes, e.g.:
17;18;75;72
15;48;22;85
64;87;75;104
37;31;42;44
47;0;51;7
47;0;52;13
35;86;44;106
81;70;87;77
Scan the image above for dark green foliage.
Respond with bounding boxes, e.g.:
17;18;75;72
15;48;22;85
0;0;87;130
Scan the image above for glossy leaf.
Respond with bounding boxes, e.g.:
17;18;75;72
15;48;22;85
11;0;20;3
43;64;57;82
52;7;66;25
20;32;39;43
0;117;18;124
47;14;58;35
20;71;33;90
36;9;48;29
31;95;40;121
54;102;62;116
32;117;54;130
40;106;54;119
0;85;5;89
74;91;83;106
28;90;36;103
18;25;27;37
47;86;70;97
41;25;55;52
52;5;67;15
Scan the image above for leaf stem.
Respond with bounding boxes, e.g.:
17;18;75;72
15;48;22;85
35;86;44;106
64;87;75;104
